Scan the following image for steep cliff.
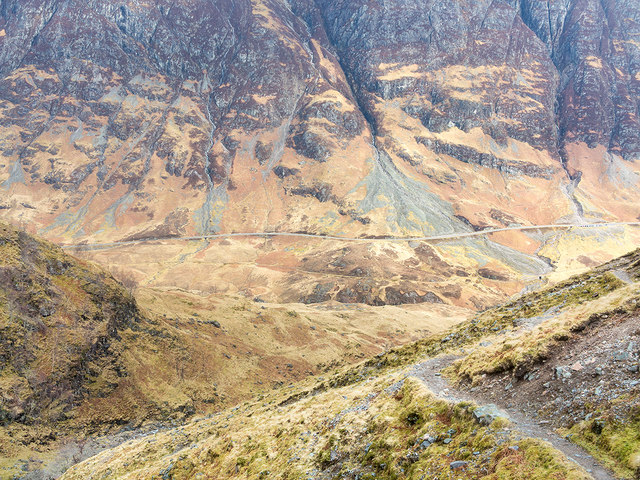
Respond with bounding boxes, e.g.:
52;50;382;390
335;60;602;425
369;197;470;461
0;0;638;304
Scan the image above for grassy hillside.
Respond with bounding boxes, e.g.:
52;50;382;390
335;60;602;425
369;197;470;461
60;366;589;480
59;250;640;480
0;221;143;475
0;221;140;424
443;249;640;478
4;218;638;479
0;222;466;478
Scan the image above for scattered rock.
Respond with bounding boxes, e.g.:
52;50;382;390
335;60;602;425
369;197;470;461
329;450;339;462
473;404;505;425
571;362;583;372
405;452;420;464
273;165;300;179
418;435;437;449
450;460;469;471
554;366;572;379
614;351;631;362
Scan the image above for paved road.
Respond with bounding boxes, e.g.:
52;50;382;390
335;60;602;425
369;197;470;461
59;221;640;250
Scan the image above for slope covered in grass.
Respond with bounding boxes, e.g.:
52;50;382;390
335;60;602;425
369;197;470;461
0;222;466;478
58;249;640;480
441;249;640;478
60;370;590;480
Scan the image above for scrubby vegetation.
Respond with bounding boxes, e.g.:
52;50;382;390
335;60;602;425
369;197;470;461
0;222;464;478
315;265;630;392
448;275;635;383
4;220;639;479
567;404;640;479
60;376;590;479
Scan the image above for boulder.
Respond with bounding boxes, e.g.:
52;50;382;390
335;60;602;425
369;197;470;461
473;404;507;425
450;460;469;471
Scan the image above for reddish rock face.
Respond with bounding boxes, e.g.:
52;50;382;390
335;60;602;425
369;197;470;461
0;0;638;304
312;0;561;151
316;0;639;159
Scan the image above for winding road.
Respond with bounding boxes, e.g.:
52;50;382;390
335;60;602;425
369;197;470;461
59;221;640;250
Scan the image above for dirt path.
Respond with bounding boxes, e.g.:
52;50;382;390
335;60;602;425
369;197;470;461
411;355;618;480
58;222;640;251
612;269;634;284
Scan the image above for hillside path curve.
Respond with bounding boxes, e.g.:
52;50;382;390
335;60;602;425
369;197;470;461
411;355;618;480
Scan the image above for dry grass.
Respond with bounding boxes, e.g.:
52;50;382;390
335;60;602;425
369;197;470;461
60;375;590;480
448;275;634;383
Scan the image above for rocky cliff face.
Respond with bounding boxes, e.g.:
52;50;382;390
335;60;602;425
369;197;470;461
0;221;140;426
0;0;370;240
0;0;638;303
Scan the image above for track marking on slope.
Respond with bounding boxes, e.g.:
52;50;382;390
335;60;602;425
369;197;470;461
59;222;640;250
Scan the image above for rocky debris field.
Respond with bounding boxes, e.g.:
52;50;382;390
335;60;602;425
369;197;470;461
471;310;640;429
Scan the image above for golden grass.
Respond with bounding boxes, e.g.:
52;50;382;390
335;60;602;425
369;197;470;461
60;375;590;480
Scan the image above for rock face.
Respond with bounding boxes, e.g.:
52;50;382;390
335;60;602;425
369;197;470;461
0;0;638;302
0;0;371;240
0;222;140;425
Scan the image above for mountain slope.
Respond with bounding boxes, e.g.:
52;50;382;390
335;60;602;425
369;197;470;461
59;247;640;480
0;222;466;478
0;221;141;427
0;0;638;305
60;376;592;480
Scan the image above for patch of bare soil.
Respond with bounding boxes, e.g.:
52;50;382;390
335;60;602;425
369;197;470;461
465;312;640;430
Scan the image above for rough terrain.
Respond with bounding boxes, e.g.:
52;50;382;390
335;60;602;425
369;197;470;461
0;0;639;304
0;222;467;479
57;248;640;480
413;355;615;480
0;1;639;477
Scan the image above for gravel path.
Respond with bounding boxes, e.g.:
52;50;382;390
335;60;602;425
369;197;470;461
411;355;618;480
612;269;633;284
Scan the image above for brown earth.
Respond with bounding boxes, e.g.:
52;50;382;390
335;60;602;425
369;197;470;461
0;0;638;306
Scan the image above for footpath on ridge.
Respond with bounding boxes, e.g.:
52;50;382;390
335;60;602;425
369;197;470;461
411;355;618;480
